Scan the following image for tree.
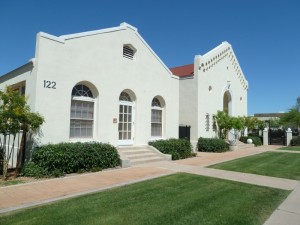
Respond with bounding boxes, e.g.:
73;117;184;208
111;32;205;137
215;111;232;139
244;116;265;133
281;96;300;133
215;111;245;143
269;118;282;128
0;87;44;180
216;111;268;145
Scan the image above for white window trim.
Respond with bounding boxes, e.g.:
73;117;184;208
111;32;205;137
151;105;164;138
72;96;95;102
70;86;96;140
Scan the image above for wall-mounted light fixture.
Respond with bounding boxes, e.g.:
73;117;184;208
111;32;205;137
227;81;231;89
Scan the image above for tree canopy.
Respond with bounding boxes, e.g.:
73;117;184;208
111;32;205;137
281;96;300;129
0;87;44;179
215;111;265;143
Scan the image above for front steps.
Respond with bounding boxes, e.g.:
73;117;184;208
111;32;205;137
117;145;171;167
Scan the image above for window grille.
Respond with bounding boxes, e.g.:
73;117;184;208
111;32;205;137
205;113;210;132
119;92;132;101
72;84;93;98
212;115;217;132
151;98;163;137
151;97;161;107
70;85;94;138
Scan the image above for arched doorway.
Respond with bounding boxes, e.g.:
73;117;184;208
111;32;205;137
223;91;232;115
118;90;135;145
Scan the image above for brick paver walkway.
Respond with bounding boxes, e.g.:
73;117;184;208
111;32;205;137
1;144;300;225
0;167;174;214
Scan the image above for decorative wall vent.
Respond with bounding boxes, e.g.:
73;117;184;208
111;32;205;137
123;45;136;60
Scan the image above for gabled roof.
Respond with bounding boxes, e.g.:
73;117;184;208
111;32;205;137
37;22;173;76
170;64;194;77
170;42;248;90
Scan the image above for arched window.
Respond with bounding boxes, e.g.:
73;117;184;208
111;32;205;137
151;97;163;137
72;84;93;97
119;92;132;101
70;84;95;138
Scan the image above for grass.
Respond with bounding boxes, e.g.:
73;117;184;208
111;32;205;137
278;146;300;151
209;152;300;180
0;173;289;225
0;180;25;187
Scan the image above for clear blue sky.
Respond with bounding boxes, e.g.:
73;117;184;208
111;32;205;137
1;0;299;115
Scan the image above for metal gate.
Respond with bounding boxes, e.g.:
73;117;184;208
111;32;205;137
269;129;285;145
179;125;191;141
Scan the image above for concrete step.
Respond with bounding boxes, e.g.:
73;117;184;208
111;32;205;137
118;149;152;155
130;156;166;165
117;145;169;166
126;152;157;160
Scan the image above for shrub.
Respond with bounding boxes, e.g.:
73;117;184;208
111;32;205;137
291;137;300;146
148;138;193;160
248;133;263;144
21;162;48;178
240;136;262;146
23;142;120;177
197;137;229;152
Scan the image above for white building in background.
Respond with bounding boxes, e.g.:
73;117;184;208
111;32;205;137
171;42;248;145
0;23;248;151
0;23;179;148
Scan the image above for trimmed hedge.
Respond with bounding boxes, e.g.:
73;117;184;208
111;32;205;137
22;162;51;178
240;136;262;146
197;137;229;152
22;142;120;177
148;138;193;160
291;137;300;146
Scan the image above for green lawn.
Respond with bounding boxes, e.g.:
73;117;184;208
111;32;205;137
209;152;300;180
0;180;25;187
0;173;289;225
278;146;300;151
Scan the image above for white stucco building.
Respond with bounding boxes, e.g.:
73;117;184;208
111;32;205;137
0;23;248;162
0;23;179;148
171;42;248;145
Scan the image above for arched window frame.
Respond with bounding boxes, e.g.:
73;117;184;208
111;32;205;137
70;84;96;139
119;91;132;102
151;97;164;138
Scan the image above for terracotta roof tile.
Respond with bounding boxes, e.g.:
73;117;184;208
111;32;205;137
170;64;194;77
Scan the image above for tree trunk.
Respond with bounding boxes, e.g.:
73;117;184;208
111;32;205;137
3;160;8;180
13;131;25;178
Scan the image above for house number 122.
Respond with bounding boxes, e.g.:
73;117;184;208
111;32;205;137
44;80;56;89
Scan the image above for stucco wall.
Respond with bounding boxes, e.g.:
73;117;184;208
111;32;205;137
31;24;179;146
179;75;198;142
178;42;248;142
197;42;248;138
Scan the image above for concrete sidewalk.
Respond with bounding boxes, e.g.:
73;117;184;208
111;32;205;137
0;167;175;214
1;144;300;225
